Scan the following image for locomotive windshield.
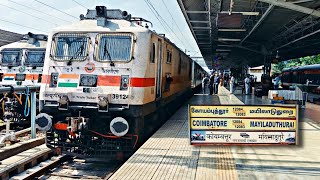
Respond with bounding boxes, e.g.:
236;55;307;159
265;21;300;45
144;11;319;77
97;34;132;62
0;49;21;66
25;49;45;66
51;34;89;61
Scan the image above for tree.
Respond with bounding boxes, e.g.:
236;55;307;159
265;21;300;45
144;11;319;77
272;54;320;73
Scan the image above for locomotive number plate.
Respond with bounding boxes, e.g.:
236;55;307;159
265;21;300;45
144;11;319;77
112;94;128;100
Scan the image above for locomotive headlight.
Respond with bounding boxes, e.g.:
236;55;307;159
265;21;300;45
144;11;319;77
80;74;97;87
110;117;129;137
16;74;26;81
35;113;52;132
58;95;68;105
98;96;108;107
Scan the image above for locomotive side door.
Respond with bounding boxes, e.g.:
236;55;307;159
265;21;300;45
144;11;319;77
156;39;163;99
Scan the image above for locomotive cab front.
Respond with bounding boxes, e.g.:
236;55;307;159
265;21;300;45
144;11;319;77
38;6;195;159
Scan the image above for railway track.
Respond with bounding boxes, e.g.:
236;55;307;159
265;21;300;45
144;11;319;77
38;158;120;180
3;152;120;180
0;128;47;180
0;128;127;180
0;144;54;180
0;138;121;180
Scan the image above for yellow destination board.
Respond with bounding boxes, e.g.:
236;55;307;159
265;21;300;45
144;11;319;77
189;105;297;118
190;118;296;131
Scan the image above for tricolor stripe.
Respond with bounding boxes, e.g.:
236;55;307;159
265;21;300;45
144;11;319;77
3;74;16;81
4;77;15;81
58;82;78;88
59;74;79;79
58;74;79;88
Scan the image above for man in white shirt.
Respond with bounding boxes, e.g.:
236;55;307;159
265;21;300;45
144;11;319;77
230;74;235;94
245;75;250;95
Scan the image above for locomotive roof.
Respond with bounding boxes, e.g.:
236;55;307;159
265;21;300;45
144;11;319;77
49;19;196;60
49;19;149;34
0;39;47;50
48;6;206;72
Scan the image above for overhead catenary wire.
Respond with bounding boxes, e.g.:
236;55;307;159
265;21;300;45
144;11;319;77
145;0;188;50
144;0;189;51
0;18;48;33
7;0;72;23
144;1;172;37
34;0;78;20
160;0;194;50
0;2;58;26
71;0;88;10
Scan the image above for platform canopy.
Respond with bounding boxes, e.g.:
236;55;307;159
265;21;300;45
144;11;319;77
0;29;22;47
178;0;320;69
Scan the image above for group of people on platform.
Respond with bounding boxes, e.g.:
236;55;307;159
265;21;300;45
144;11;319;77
201;72;235;95
201;71;286;96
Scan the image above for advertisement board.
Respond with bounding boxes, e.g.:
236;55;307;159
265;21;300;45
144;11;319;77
189;105;298;145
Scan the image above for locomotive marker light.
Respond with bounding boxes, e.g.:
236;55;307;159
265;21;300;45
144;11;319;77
120;75;129;90
35;113;52;131
110;117;129;137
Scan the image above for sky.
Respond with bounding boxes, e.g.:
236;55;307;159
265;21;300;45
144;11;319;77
0;0;208;71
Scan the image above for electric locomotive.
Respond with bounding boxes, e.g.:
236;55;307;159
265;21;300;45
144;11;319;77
36;6;205;159
0;32;47;87
0;33;47;125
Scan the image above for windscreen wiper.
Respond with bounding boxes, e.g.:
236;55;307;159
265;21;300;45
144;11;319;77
67;43;84;66
104;41;114;67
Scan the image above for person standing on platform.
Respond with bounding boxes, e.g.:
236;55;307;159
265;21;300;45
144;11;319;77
202;75;209;94
225;74;230;87
245;75;250;95
209;73;214;95
230;74;235;94
219;74;224;87
214;74;220;94
274;74;280;90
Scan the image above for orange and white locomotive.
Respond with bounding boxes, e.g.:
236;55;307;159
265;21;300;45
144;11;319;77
0;33;47;124
0;32;47;87
37;6;205;158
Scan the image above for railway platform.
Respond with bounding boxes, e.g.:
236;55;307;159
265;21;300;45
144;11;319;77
109;87;320;180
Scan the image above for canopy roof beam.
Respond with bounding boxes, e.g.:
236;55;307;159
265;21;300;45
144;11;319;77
220;11;260;15
241;4;274;44
258;0;320;17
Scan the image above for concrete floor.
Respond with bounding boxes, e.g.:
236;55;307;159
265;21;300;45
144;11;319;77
110;87;320;180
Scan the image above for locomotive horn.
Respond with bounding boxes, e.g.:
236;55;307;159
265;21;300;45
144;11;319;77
122;11;128;17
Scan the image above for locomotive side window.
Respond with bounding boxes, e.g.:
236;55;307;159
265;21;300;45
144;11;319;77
50;33;89;61
96;33;133;61
166;50;172;63
151;43;156;63
0;49;21;66
25;49;46;67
